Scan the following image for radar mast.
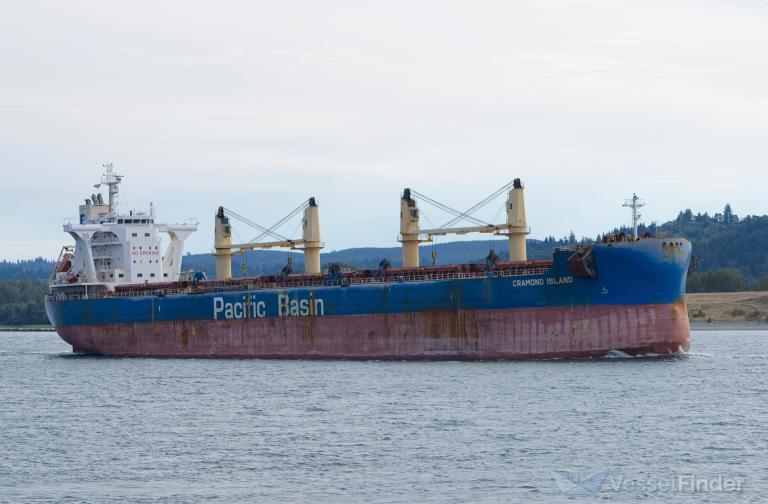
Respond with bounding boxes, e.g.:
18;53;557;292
623;193;645;240
95;163;123;215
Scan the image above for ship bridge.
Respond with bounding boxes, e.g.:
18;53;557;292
50;164;197;291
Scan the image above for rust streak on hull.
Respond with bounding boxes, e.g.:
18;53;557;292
57;303;691;360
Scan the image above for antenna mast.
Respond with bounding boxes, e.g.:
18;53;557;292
97;163;123;214
622;193;645;240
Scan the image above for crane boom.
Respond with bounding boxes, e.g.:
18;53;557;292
419;223;513;237
226;239;322;250
214;198;323;279
399;179;530;267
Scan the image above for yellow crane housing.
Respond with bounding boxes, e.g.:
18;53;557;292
398;179;530;268
213;198;323;280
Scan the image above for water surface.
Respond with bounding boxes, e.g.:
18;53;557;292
1;330;765;503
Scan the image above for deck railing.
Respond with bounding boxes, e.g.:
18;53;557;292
47;263;553;301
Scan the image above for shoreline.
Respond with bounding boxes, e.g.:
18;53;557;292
690;320;768;331
686;291;768;329
0;326;55;332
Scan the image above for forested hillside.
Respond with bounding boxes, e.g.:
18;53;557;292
0;258;55;281
0;280;49;326
661;212;768;279
602;205;768;291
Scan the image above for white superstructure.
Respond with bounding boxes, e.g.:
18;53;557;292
50;164;197;291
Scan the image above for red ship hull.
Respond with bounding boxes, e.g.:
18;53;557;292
56;301;690;359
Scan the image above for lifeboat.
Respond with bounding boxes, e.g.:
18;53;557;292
54;252;73;274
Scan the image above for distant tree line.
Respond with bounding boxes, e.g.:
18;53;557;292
675;204;739;225
0;258;55;281
662;209;768;281
0;280;49;326
687;269;768;293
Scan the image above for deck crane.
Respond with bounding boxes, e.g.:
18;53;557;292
213;198;323;280
398;179;530;268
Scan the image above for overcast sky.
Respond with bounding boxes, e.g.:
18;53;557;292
1;0;766;260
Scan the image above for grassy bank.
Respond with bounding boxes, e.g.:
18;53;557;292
687;291;768;324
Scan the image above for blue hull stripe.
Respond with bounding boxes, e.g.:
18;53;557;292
47;240;691;327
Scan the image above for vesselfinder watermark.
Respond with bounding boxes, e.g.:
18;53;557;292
551;470;746;495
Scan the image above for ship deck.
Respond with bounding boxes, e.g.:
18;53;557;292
86;260;555;299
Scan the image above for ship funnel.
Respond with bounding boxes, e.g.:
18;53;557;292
399;188;421;267
214;206;233;280
506;179;529;262
302;197;322;274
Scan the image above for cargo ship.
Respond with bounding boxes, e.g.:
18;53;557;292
45;165;692;359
